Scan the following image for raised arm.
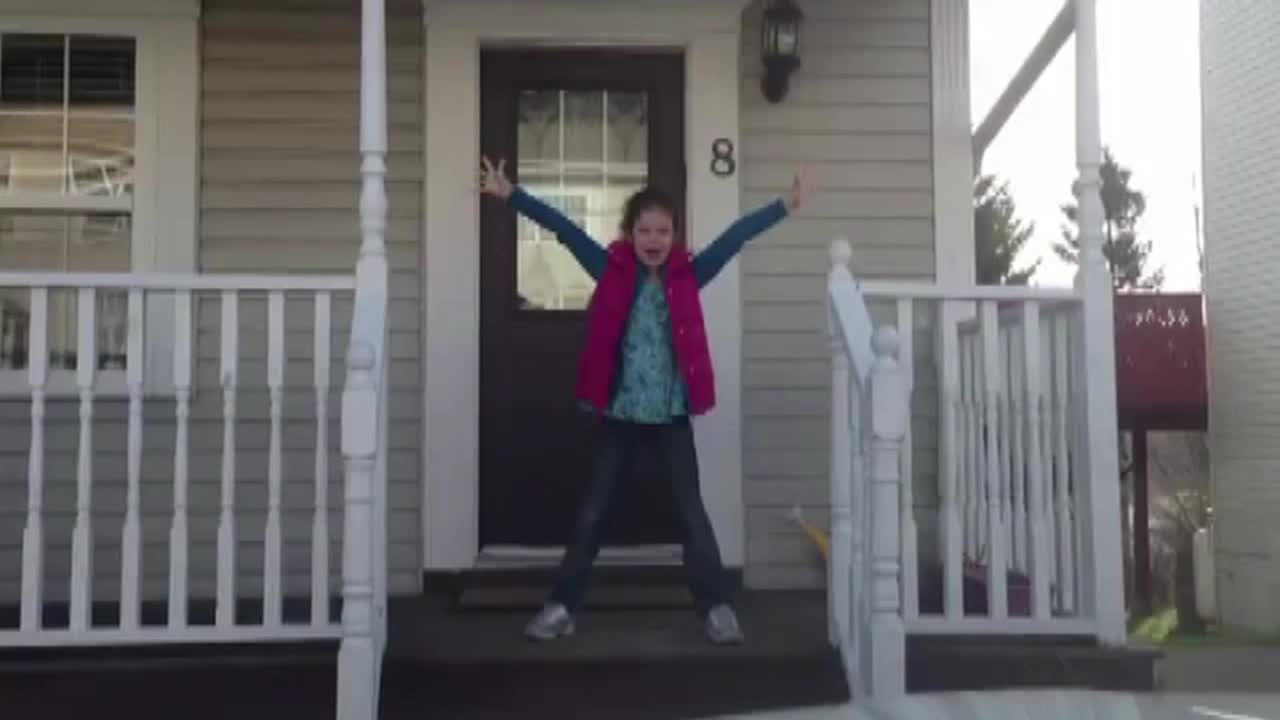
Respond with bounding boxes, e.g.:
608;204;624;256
508;188;606;279
479;155;606;279
693;168;814;288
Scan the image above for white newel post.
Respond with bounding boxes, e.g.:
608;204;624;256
865;327;907;698
339;348;380;720
828;243;854;648
338;0;389;716
1072;0;1126;644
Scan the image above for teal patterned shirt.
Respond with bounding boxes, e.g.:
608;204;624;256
606;276;689;424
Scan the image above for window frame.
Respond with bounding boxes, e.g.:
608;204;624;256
0;5;199;397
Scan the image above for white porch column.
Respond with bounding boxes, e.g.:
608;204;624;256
1071;0;1126;644
338;0;389;717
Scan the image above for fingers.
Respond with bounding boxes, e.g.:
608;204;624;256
481;155;494;174
497;157;506;177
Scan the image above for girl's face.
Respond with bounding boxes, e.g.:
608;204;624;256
630;207;676;269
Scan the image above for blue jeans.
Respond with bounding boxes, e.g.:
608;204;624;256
548;417;730;615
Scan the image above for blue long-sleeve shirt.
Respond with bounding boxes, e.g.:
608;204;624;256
507;186;789;289
508;186;789;422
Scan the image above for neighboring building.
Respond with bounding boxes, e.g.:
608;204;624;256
1200;1;1280;631
0;0;1144;715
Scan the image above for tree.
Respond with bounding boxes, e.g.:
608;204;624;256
1054;148;1164;290
974;174;1040;285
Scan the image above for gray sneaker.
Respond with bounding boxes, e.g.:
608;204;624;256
524;603;575;641
705;604;744;645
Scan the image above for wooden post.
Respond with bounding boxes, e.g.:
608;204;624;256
1132;427;1152;617
1073;0;1127;644
866;326;907;698
338;0;389;716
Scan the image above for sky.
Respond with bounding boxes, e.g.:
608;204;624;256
969;0;1204;290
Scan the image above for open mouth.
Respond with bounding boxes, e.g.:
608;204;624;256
639;248;664;263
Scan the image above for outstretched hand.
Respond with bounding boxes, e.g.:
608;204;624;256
787;166;815;212
479;155;513;200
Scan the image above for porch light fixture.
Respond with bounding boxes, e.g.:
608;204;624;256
760;0;803;103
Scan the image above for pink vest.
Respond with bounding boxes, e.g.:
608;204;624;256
576;240;716;416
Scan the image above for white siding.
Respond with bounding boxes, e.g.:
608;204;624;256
740;0;935;588
1200;0;1280;630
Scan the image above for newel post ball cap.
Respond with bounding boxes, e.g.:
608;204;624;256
830;237;852;266
873;326;900;359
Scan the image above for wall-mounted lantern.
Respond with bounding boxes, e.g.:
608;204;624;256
761;0;803;103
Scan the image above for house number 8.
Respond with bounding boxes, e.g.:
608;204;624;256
710;138;736;178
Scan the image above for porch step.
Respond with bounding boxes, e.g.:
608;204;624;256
385;589;850;717
906;635;1163;693
0;591;849;720
441;565;699;611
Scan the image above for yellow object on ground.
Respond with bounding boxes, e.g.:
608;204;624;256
790;506;829;562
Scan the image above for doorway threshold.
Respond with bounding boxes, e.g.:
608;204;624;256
476;544;682;568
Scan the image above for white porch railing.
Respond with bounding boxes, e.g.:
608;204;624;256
0;273;361;647
825;0;1124;699
827;236;1125;698
0;0;392;717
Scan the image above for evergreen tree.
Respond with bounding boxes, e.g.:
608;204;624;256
974;174;1039;285
1055;148;1164;289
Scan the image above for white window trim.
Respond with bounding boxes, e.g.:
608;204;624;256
0;2;200;397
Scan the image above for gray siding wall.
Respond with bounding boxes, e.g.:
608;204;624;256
1200;0;1280;630
739;0;937;588
200;0;423;596
0;0;423;606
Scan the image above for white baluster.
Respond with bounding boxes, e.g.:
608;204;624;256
1053;314;1075;614
960;334;974;560
217;290;239;628
967;333;983;562
936;300;964;618
120;288;145;631
1040;316;1059;608
313;292;333;626
1000;326;1015;574
70;288;97;632
1010;319;1028;578
980;301;1008;619
1022;302;1052;619
895;299;918;621
20;288;49;632
866;326;906;698
169;289;192;628
265;290;286;627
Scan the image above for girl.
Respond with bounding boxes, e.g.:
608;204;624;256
479;156;812;645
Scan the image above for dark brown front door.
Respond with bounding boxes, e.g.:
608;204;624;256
479;50;686;548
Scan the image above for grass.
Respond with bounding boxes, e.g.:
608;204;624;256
1130;607;1280;647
